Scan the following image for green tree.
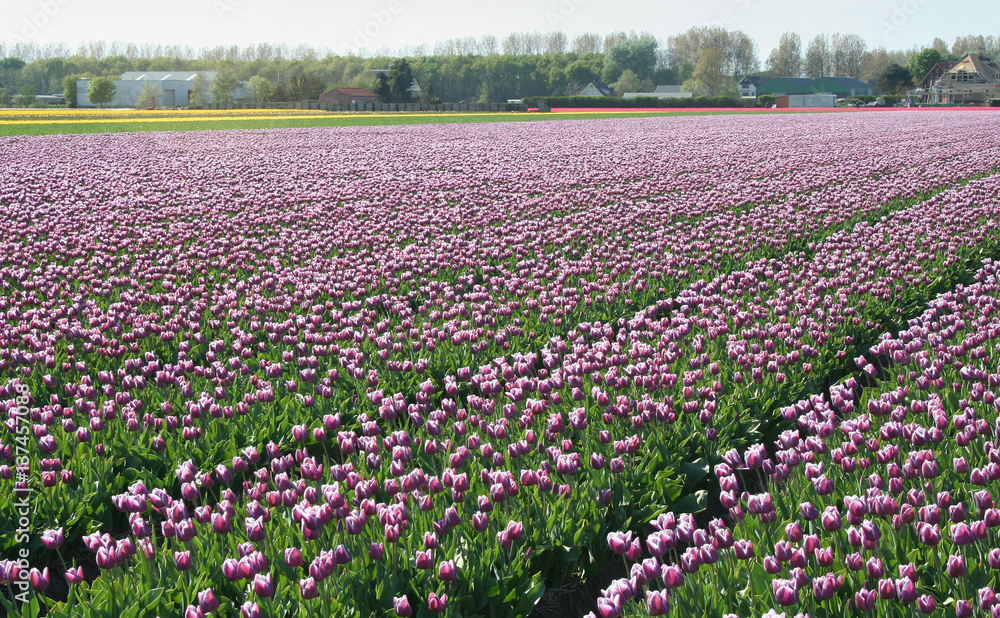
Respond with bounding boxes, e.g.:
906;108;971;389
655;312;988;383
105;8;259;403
373;72;391;102
389;58;414;103
246;76;275;104
87;77;116;108
17;84;36;107
600;60;622;85
136;80;163;108
210;72;239;107
42;58;68;93
877;63;913;95
907;48;944;85
566;59;599;87
612;69;646;96
188;74;209;108
694;47;728;96
608;39;657;79
420;85;439;104
0;57;26;92
476;81;491;104
62;75;78;107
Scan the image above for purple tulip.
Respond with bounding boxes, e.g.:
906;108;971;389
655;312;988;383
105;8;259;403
41;528;64;550
175;550;192;571
646;589;670;616
855;588;876;611
956;599;973;617
393;596;413;617
773;579;799;606
29;567;50;591
197;588;220;613
240;602;261;618
253;572;275;597
438;559;457;581
948;554;968;578
821;506;842;531
661;564;684;588
428;592;447;613
300;577;319;600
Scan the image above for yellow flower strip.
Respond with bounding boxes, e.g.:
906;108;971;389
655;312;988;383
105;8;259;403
0;110;705;126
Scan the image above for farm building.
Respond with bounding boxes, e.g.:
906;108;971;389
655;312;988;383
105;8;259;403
775;93;836;108
756;77;816;96
810;77;877;98
75;71;245;108
578;81;614;96
318;87;377;105
923;51;1000;105
919;62;953;90
737;76;766;98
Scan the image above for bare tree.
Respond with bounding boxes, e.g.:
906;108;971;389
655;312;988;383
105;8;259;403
502;33;524;55
861;47;892;83
805;34;832;79
952;35;986;55
766;32;803;77
524;32;544;54
831;33;867;78
930;38;949;55
667;26;730;68
545;32;568;54
573;33;602;54
480;35;499;55
727;30;759;76
603;31;629;53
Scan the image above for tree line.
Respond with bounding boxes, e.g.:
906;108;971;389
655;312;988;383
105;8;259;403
1;30;997;106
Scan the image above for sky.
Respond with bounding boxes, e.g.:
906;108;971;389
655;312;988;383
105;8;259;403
4;0;998;59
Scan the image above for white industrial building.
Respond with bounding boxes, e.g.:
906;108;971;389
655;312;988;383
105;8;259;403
76;71;247;108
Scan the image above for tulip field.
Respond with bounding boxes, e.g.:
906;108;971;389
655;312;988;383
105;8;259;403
2;110;1000;617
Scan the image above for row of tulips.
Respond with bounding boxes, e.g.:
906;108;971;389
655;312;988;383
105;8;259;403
3;114;1000;616
593;256;1000;616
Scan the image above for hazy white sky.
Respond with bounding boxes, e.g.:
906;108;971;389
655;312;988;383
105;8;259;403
4;0;997;58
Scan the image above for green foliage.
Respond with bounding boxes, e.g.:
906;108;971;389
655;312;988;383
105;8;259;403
87;77;116;108
600;60;622;85
693;47;730;97
62;75;78;107
188;74;209;108
477;81;491;104
17;83;36;107
389;58;414;103
135;79;163;109
757;94;776;107
209;72;239;107
373;72;391;102
906;47;945;83
612;69;652;96
245;75;275;103
607;39;658;79
877;63;913;95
